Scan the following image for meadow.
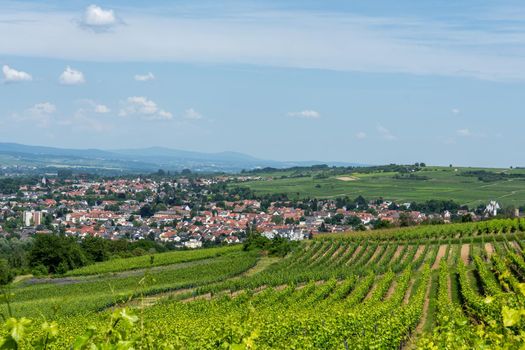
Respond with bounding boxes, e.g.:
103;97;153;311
1;219;525;348
64;244;240;276
235;166;525;206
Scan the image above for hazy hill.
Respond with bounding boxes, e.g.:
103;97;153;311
0;142;360;173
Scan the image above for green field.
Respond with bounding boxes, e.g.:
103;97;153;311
235;166;525;206
64;245;240;276
3;219;525;348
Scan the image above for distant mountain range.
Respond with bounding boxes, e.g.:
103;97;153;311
0;142;361;174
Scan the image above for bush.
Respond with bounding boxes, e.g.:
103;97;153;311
0;259;14;285
243;233;298;257
31;264;48;276
28;234;87;274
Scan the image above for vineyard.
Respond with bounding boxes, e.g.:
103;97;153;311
3;219;525;348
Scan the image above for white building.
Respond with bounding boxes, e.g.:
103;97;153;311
485;201;500;217
183;239;203;249
23;210;42;227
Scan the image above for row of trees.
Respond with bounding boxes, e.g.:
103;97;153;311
0;235;171;283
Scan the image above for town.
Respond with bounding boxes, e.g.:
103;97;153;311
0;173;513;249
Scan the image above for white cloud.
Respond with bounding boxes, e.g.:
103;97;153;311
119;96;172;120
81;5;118;31
158;110;173;119
12;102;56;128
355;131;367;140
288;110;321;119
29;102;56;115
4;7;525;80
59;66;85;85
58;109;111;132
451;108;460;115
457;128;471;136
183;108;203;120
377;124;396;140
81;99;110;113
2;65;32;82
94;104;110;114
134;72;155;81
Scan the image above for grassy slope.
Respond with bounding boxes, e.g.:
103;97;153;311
235;166;525;206
8;249;257;318
64;245;241;276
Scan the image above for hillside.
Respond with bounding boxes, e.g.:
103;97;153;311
5;219;525;348
0;142;360;174
234;166;525;207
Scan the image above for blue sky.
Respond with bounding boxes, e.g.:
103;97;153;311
1;1;525;167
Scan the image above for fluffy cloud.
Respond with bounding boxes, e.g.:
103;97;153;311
119;96;172;120
81;5;118;31
5;6;525;81
287;110;320;119
81;99;110;113
355;131;367;140
59;67;85;85
377;124;396;140
183;108;203;120
451;108;460;115
158;110;173;119
457;128;471;137
94;104;110;114
134;72;155;81
2;65;32;82
29;102;56;115
12;102;56;128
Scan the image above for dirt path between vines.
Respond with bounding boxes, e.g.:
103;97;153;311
364;277;379;301
404;277;432;349
367;246;383;264
432;245;448;270
461;244;470;264
403;278;415;304
414;245;425;261
484;243;495;258
385;280;397;299
415;278;432;333
335;245;353;265
392;245;404;262
447;272;452;301
346;245;363;265
328;245;344;263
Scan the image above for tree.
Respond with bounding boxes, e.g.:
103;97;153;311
0;258;14;285
284;217;296;225
271;215;283;225
345;216;362;227
28;234;87;274
139;204;154;218
354;195;368;209
147;231;156;241
398;212;414;227
371;219;392;229
81;236;109;263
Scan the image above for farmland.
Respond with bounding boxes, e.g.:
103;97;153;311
2;218;525;348
234;166;525;206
